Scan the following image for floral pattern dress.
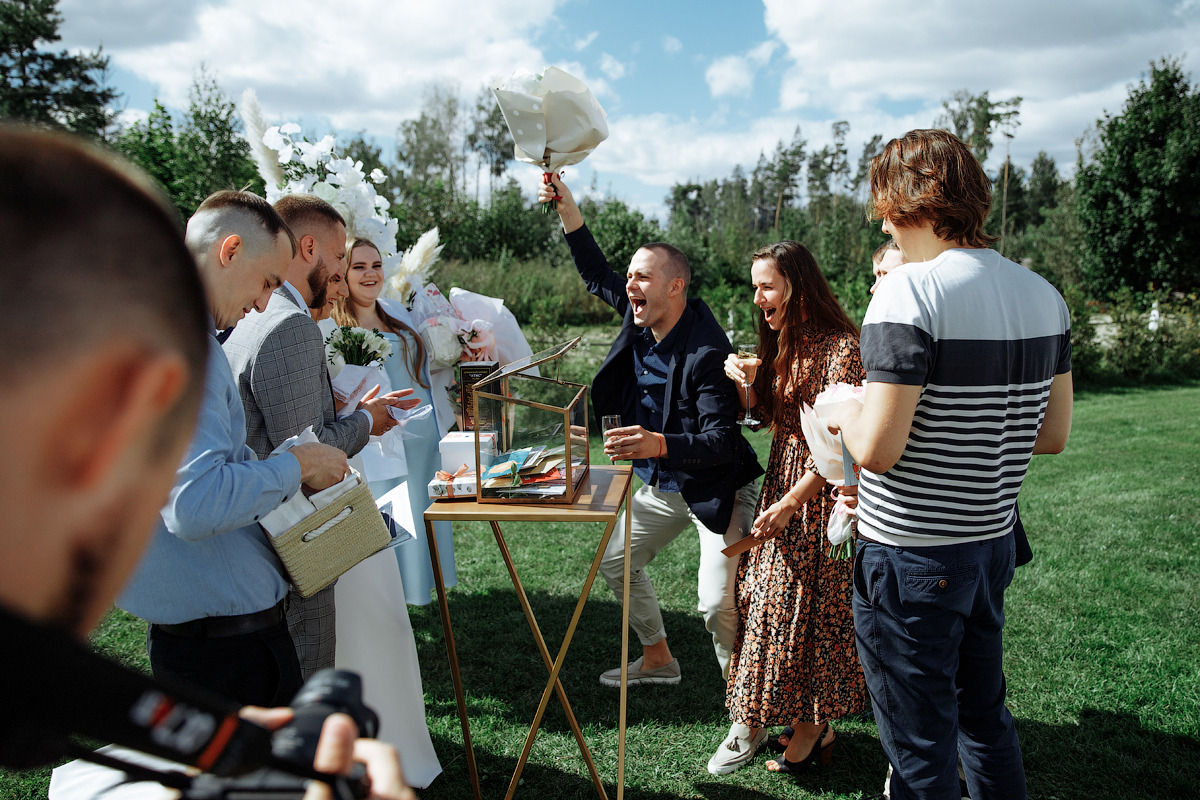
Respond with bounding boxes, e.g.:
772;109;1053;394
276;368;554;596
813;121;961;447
726;323;867;728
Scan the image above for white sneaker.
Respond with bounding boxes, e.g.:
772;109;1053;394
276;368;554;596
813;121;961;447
598;656;681;687
706;723;768;775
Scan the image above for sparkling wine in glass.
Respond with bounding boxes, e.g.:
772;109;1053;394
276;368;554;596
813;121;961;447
737;345;761;426
602;415;622;461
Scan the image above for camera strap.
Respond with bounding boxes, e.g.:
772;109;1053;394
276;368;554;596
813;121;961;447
0;607;270;775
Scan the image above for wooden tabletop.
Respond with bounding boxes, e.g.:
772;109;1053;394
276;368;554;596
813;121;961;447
424;464;634;524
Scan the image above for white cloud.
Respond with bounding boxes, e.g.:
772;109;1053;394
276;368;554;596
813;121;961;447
574;31;599;51
59;0;564;137
588;110;800;189
599;53;628;81
115;106;151;130
52;0;1200;222
762;0;1200;170
706;40;778;98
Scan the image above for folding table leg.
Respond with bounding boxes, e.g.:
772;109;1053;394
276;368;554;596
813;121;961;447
426;519;482;800
489;520;611;800
617;478;631;800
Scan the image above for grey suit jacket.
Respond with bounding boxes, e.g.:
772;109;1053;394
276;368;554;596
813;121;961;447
223;287;370;460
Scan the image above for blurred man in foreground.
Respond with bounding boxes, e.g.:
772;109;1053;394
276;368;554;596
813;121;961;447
0;125;411;800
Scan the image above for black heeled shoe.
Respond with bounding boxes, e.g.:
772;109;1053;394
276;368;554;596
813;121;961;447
765;724;833;775
768;726;795;753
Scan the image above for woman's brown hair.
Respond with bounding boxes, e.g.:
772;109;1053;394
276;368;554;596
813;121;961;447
333;237;429;388
750;241;858;430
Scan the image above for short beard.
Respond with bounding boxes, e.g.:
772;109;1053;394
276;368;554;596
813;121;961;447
307;253;329;310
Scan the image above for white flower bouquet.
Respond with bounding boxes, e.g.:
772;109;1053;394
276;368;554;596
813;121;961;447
326;326;392;368
490;66;608;213
325;326;392;414
798;382;865;559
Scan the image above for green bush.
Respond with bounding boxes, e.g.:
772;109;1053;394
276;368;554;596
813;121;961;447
1104;287;1200;381
1062;282;1103;382
431;254;617;329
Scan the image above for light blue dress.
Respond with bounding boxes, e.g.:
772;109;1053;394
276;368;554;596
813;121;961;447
370;329;458;604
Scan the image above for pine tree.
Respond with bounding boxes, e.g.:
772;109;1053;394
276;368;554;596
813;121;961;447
0;0;118;137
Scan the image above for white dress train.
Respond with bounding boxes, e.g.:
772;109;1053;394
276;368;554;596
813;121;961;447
333;549;442;788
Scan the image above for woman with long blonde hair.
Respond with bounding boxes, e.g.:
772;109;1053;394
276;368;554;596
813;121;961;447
331;236;457;600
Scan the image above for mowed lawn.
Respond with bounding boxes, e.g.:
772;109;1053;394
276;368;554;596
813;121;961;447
3;383;1198;800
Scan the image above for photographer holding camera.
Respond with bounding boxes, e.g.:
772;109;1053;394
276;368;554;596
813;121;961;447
0;125;412;800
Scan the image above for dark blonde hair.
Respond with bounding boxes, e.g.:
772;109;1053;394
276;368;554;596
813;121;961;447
273;193;345;238
333;237;428;388
751;241;858;430
869;128;997;248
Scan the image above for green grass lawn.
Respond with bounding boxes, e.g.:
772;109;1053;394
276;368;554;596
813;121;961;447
4;383;1198;800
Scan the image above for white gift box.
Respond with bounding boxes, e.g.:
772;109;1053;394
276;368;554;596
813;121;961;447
439;430;496;473
428;471;478;500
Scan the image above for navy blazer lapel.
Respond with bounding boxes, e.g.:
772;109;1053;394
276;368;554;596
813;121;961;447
661;306;696;417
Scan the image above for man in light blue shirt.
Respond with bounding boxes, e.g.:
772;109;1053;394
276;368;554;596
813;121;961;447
119;190;350;707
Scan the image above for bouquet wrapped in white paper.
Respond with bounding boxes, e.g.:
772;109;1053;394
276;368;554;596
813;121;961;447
325;326;392;415
491;66;608;212
798;382;865;558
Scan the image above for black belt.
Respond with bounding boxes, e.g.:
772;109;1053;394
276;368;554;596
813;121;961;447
153;598;287;639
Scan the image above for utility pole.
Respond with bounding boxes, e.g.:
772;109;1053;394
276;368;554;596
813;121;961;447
1000;131;1013;257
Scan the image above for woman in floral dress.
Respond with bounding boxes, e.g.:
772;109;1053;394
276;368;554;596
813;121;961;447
709;240;866;777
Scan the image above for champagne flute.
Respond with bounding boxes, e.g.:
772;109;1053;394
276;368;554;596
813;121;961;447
602;415;622;461
736;344;761;426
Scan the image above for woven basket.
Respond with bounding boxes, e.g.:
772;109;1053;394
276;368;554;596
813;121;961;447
270;476;390;598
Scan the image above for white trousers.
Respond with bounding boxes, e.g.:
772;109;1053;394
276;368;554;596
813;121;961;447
599;481;759;679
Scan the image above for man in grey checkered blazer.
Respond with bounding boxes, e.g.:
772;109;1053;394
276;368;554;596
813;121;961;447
223;195;409;679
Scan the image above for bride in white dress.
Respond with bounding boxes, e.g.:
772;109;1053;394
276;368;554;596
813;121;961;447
319;237;459;789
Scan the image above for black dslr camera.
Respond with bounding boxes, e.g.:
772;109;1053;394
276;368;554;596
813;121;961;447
179;670;381;799
65;670;381;799
3;611;381;799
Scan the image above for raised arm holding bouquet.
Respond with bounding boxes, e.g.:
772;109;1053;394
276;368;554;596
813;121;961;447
711;241;868;778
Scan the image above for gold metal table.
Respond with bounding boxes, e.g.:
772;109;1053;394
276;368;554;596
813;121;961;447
423;464;634;800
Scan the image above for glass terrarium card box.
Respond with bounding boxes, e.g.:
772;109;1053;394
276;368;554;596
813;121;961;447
471;338;589;504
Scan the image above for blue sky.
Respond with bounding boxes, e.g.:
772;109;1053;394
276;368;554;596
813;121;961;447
59;0;1200;223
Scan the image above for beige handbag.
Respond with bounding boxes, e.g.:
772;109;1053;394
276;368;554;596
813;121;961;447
269;473;390;598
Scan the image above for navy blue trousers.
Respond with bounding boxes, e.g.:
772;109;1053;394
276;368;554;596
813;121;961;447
149;619;303;708
853;535;1027;800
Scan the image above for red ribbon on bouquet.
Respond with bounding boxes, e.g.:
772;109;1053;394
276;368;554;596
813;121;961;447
541;170;563;214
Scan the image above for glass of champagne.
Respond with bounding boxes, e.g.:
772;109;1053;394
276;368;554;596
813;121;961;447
737;344;761;426
602;415;622;461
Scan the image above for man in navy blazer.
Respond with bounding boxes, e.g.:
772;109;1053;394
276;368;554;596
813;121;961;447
542;174;763;688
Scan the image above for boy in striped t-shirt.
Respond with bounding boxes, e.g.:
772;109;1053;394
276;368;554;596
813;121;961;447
832;129;1073;800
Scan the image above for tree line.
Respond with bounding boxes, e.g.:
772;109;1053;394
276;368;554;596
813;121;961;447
3;1;1198;342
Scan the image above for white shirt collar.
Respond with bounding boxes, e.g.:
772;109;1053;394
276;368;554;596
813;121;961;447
282;280;308;311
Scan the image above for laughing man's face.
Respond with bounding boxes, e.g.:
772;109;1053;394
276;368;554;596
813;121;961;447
625;248;675;330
